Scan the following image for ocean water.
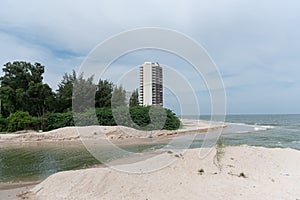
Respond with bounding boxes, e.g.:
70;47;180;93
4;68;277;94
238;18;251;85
0;114;299;183
194;114;300;150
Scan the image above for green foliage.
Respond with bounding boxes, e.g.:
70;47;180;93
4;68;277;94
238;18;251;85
128;106;151;127
0;60;181;133
111;85;126;108
113;106;180;130
129;89;139;107
27;82;55;117
239;172;246;178
95;80;113;108
96;107;116;126
0;61;55;117
214;138;225;172
162;108;181;130
6;111;40;132
72;73;96;113
43;112;74;131
56;70;77;112
0;115;8;132
1;106;180;132
74;109;98;126
198;168;205;175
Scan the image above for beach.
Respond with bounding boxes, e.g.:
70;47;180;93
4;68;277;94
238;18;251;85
0;182;38;200
0;119;225;144
16;145;300;200
1;118;300;199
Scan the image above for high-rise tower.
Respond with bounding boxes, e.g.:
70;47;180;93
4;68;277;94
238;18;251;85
139;62;163;106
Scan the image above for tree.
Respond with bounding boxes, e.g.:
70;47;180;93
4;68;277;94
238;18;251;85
0;61;55;117
129;89;139;107
72;73;96;113
95;79;113;108
56;70;77;112
111;85;126;108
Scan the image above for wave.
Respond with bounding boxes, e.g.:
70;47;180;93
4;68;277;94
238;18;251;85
225;122;274;134
253;125;274;131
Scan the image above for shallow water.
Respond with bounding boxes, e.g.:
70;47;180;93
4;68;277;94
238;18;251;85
0;142;165;183
0;142;100;183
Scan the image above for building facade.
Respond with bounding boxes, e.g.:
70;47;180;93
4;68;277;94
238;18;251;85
139;62;163;106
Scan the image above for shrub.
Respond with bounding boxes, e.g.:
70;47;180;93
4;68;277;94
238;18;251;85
163;108;181;130
74;109;98;126
239;172;246;178
42;106;180;131
0;115;8;132
113;106;180;130
43;112;74;131
198;168;205;175
96;107;116;126
7;111;40;132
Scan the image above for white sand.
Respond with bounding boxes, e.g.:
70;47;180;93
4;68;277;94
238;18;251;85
23;145;300;200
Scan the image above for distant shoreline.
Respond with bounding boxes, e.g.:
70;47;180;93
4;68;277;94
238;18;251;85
0;119;226;144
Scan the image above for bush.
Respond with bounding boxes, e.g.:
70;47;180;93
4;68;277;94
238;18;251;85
0;115;8;132
112;106;180;130
42;106;180;131
163;108;181;130
6;111;40;132
96;107;116;126
43;112;74;131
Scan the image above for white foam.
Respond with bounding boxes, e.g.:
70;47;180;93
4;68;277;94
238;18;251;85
253;125;274;131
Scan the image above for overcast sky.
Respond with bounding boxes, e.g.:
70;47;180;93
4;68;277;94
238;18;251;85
0;0;299;115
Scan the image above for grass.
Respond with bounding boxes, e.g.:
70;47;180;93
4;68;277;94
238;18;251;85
239;172;246;178
174;153;184;159
214;137;225;172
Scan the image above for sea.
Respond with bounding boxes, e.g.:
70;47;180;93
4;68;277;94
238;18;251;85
0;114;299;184
214;114;300;150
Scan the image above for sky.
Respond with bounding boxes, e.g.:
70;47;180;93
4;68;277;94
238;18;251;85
0;0;299;115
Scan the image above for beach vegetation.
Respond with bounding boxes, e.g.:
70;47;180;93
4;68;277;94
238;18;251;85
239;172;246;178
198;168;205;175
95;79;114;108
0;61;55;118
129;89;139;107
0;61;181;133
56;70;77;113
6;111;40;132
43;112;75;131
111;85;127;108
214;137;225;172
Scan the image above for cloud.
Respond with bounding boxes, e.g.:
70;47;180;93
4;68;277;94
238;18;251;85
0;0;299;114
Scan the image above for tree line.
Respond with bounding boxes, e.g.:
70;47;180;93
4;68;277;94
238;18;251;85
0;61;180;132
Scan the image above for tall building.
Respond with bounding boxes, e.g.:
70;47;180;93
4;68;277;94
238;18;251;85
139;62;163;106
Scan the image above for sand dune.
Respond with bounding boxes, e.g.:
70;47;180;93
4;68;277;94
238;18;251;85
21;145;300;200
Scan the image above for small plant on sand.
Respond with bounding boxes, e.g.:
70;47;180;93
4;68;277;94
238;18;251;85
174;154;184;159
214;138;225;172
167;150;173;154
198;168;205;175
239;172;246;178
